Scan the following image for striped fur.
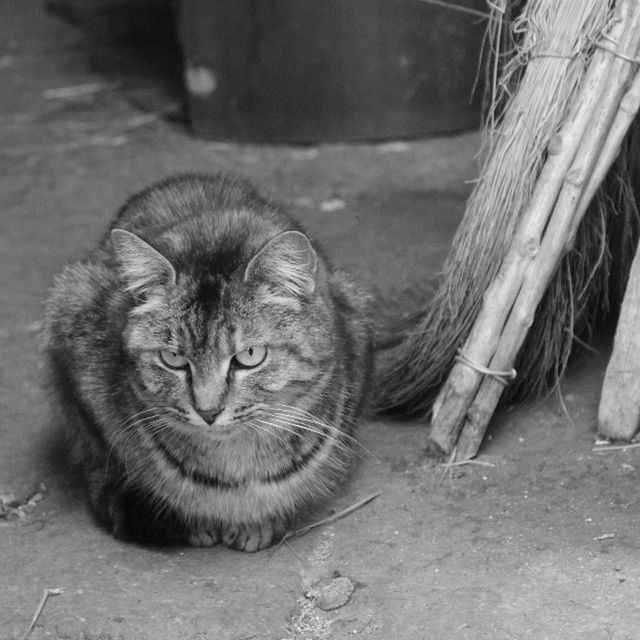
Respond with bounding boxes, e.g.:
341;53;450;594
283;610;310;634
43;174;374;551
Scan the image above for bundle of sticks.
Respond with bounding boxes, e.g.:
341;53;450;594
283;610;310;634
432;0;640;459
380;0;640;460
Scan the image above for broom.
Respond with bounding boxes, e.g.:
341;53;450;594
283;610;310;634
377;0;640;438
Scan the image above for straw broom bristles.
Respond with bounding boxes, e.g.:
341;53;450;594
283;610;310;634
377;0;638;420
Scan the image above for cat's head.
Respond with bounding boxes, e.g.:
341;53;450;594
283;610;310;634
110;226;335;438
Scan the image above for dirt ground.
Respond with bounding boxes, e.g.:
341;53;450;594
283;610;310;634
3;2;640;639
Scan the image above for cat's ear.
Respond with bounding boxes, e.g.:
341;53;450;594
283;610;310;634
111;228;176;295
244;230;318;298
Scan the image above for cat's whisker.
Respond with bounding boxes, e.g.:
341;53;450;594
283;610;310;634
110;409;166;446
274;402;349;430
269;408;345;437
115;408;160;431
252;419;354;470
245;420;290;448
270;406;376;461
254;417;357;461
257;414;336;443
106;415;162;473
252;418;303;438
282;397;363;435
251;419;335;453
106;410;179;470
111;410;164;440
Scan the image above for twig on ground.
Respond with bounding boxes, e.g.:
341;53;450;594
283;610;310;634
437;447;458;488
278;538;305;565
54;134;129;152
20;588;63;640
1;482;47;521
119;103;182;132
593;441;640;453
43;82;118;100
554;382;574;425
276;492;381;548
440;459;496;468
593;533;615;541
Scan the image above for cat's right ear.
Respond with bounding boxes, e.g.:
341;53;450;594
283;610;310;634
111;229;177;295
244;230;318;299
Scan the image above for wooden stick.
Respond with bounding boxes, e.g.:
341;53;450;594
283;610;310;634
598;197;640;437
595;69;640;439
275;491;381;548
428;1;629;457
570;64;640;244
20;588;63;640
580;72;640;438
454;3;640;460
593;441;640;452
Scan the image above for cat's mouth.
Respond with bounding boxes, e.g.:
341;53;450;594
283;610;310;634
199;423;244;440
188;411;250;440
165;406;272;442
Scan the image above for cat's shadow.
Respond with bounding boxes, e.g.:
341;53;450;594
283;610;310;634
39;421;86;514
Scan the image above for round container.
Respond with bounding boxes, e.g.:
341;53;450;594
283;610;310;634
179;0;486;142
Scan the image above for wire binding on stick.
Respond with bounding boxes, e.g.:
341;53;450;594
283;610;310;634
454;350;517;386
592;40;640;65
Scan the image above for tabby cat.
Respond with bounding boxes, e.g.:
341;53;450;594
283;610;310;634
43;173;374;551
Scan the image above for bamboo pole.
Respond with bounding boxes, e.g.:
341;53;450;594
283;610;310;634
428;0;640;459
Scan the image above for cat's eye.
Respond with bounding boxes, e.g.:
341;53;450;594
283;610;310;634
233;346;267;368
158;349;190;370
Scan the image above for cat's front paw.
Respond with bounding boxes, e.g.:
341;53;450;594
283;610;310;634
218;518;288;552
85;468;186;544
84;466;130;538
187;528;220;547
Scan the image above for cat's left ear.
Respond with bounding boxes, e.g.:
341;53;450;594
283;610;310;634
111;228;177;295
244;230;318;298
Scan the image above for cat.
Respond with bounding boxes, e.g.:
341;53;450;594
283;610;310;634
43;173;375;551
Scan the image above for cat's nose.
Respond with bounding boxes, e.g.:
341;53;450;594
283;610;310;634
195;406;224;424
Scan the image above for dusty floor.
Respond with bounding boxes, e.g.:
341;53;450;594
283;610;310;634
3;2;640;639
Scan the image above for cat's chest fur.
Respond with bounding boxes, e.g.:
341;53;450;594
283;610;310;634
44;173;374;551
